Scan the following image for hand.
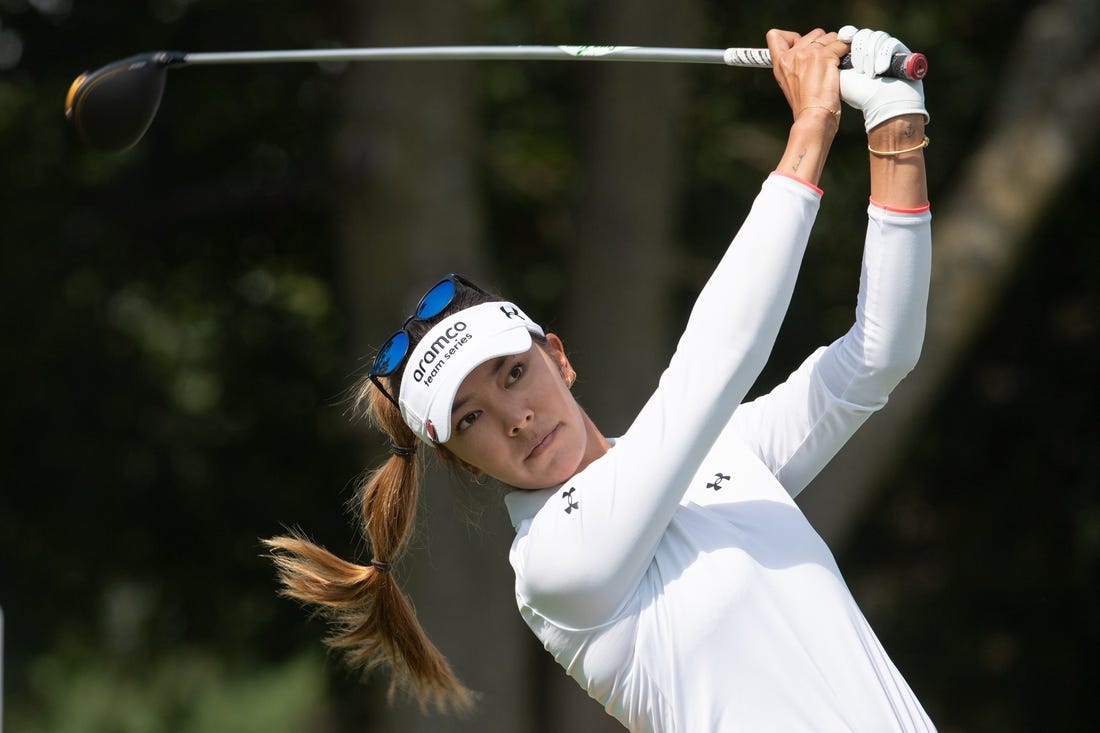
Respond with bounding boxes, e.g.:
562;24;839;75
767;29;848;186
838;25;929;133
766;28;848;128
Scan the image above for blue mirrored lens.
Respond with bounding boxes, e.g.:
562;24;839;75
371;330;410;376
416;278;457;320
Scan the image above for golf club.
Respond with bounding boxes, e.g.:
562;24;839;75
65;44;928;152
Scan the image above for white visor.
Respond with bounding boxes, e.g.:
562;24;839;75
398;301;544;444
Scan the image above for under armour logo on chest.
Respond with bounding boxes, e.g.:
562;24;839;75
706;472;731;491
562;487;579;513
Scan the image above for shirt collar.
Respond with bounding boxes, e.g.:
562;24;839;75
504;487;557;529
502;438;617;530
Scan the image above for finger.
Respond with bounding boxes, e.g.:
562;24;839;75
807;31;844;55
798;30;845;66
852;29;881;75
766;28;801;56
866;30;894;75
798;28;830;48
821;38;850;60
873;35;904;76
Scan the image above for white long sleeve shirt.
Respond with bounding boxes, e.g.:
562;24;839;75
505;174;935;732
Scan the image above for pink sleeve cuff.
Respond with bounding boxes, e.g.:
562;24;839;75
770;170;823;196
869;197;931;214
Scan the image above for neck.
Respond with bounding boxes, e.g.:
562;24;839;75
577;409;611;473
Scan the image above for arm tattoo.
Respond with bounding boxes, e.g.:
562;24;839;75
793;150;806;173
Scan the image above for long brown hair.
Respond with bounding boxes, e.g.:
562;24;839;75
262;280;501;713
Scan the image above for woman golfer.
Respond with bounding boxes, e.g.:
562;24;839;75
266;25;935;732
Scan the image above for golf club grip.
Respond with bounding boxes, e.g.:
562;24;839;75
842;51;927;80
724;48;927;80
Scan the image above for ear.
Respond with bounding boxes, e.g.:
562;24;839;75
544;332;577;388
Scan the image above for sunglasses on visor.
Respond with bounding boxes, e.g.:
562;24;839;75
368;273;487;407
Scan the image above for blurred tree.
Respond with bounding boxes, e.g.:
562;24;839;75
548;1;704;731
0;0;1097;731
799;0;1100;545
326;1;536;731
1;0;361;725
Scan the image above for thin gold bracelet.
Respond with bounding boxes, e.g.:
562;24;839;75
868;135;930;156
798;105;841;123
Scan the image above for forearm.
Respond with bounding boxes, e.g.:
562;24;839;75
774;111;839;188
734;203;931;496
677;173;819;374
825;203;932;399
868;114;928;209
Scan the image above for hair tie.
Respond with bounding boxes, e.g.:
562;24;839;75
370;558;392;573
389;443;417;458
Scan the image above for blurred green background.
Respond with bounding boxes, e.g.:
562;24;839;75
1;0;1097;731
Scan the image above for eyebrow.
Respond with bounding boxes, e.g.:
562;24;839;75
451;356;509;417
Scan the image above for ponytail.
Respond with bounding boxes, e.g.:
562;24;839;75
263;376;475;713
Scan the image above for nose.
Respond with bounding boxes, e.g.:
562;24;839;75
507;404;534;437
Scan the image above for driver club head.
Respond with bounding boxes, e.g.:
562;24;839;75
65;52;181;152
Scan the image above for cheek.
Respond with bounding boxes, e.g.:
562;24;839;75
444;432;489;470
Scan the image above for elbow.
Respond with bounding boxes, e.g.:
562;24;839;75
520;565;625;629
892;320;926;375
859;308;927;382
865;334;924;389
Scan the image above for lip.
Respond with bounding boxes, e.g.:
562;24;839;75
526;424;559;461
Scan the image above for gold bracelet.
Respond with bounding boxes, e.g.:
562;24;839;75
798;105;841;123
868;135;930;156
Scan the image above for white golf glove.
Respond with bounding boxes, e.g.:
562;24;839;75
838;25;929;132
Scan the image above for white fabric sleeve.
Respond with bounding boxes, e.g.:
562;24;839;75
730;202;932;496
513;174;821;626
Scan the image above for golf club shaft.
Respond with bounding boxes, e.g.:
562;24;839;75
174;44;926;80
66;42;927;151
180;45;761;67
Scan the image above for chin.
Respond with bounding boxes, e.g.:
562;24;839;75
541;448;586;487
509;459;574;491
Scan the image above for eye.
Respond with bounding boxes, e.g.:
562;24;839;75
507;362;525;385
455;410;480;433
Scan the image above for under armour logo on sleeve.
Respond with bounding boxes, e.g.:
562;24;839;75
706;472;731;491
562;487;579;513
